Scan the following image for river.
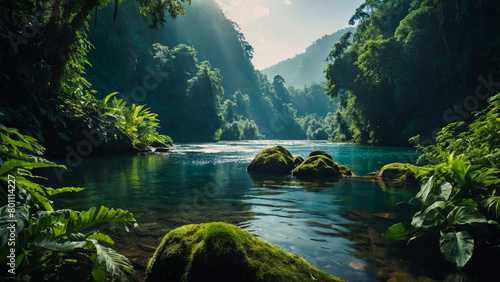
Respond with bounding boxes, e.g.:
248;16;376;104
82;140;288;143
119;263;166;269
44;140;461;281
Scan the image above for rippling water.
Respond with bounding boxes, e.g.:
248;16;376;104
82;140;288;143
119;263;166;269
44;140;443;281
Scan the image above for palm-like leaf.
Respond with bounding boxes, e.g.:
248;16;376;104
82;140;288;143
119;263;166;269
483;196;500;219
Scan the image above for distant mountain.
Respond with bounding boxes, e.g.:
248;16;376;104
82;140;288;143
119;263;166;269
261;27;356;88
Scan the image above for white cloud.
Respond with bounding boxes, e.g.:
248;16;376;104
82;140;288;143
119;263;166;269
252;6;270;19
284;0;292;5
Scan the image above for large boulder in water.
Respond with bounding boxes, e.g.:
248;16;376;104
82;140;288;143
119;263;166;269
378;163;416;180
293;154;352;179
146;222;344;282
308;150;333;160
247;145;296;175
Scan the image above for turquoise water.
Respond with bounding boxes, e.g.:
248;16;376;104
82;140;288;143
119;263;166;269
44;140;437;281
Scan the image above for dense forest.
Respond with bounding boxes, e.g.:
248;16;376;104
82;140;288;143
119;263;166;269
0;0;341;150
325;0;500;145
85;0;338;142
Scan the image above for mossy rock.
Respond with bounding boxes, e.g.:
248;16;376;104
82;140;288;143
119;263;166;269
378;163;416;180
146;222;344;282
309;150;333;160
247;145;295;175
292;155;352;179
293;156;304;167
338;164;353;176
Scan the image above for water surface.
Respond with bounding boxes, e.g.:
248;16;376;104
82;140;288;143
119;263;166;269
46;141;435;281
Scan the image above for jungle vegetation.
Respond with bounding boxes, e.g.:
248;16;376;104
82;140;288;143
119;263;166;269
325;0;500;145
2;0;500;279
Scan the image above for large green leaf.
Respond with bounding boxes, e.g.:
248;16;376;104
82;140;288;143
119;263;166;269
416;175;434;203
15;177;54;211
88;233;115;244
438;182;452;201
381;222;416;240
46;186;85;196
412;201;446;228
447;206;487;225
34;234;87;251
439;231;474;268
0;159;63;176
450;161;470;187
62;206;136;236
94;243;134;280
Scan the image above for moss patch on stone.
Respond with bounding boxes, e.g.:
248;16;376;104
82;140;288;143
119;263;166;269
247;145;296;175
292;155;352;179
309;150;333;160
293;156;304;167
378;163;416;180
339;164;353;176
146;222;344;282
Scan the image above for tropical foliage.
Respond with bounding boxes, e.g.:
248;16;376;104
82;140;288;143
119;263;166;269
325;0;500;145
383;94;500;268
412;94;500;169
0;125;137;281
0;0;185;155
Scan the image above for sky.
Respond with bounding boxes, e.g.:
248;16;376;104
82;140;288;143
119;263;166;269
213;0;365;70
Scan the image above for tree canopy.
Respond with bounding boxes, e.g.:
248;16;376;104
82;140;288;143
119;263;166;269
325;0;500;145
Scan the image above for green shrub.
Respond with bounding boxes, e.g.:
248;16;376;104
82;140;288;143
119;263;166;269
0;125;137;281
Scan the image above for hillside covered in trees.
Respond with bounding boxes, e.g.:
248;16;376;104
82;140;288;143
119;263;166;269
325;0;500;145
85;0;338;142
261;27;356;88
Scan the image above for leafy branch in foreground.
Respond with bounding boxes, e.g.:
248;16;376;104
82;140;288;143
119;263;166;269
0;125;137;281
382;94;500;268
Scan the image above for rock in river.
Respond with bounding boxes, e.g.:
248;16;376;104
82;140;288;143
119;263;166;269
378;163;416;180
247;145;296;175
293;154;352;179
146;222;344;282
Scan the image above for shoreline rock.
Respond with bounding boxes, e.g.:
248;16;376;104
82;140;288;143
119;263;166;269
378;163;416;181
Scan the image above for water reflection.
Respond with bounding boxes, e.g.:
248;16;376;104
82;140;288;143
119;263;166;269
41;141;426;281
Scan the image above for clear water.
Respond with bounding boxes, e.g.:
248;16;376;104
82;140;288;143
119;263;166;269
44;140;435;281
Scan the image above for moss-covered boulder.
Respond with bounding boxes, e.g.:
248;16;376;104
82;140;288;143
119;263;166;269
309;150;333;160
292;155;352;179
247;145;295;175
293;156;304;167
146;222;344;282
378;163;416;180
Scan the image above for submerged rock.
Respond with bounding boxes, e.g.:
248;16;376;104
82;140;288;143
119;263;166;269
378;163;416;180
247;145;296;175
146;222;344;282
293;155;352;179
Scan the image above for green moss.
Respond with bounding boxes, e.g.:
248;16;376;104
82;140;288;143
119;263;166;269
147;222;344;282
339;164;352;176
247;145;295;175
378;163;416;180
308;150;333;160
292;155;352;179
293;156;304;167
